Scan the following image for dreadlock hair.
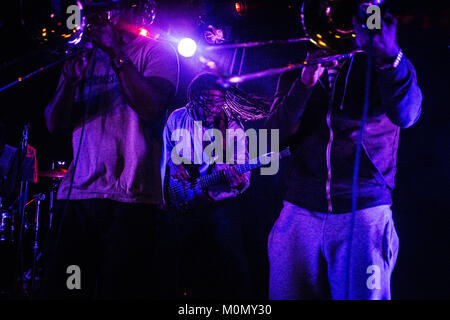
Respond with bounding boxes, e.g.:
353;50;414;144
187;73;225;105
186;72;270;123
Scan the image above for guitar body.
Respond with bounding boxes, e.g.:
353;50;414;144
165;148;291;212
166;176;204;211
165;163;212;212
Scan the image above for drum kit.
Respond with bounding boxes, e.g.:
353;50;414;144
0;144;67;297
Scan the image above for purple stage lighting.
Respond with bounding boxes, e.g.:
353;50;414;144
177;38;197;57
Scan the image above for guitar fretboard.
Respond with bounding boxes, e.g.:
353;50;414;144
197;148;290;189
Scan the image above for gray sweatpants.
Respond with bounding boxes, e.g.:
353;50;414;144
268;201;399;300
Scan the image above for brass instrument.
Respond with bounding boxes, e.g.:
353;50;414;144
0;1;157;93
208;0;385;84
19;0;157;51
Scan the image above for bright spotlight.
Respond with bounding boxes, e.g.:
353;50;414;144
139;28;149;37
177;38;197;57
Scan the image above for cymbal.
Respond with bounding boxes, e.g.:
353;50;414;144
38;168;67;179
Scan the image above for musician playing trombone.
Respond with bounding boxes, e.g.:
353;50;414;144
265;8;422;300
41;2;178;299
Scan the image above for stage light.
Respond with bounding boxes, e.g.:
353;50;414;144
139;28;149;37
235;2;242;13
177;38;197;57
235;1;247;16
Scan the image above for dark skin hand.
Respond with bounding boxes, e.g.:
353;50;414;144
301;12;401;89
300;50;338;88
170;160;246;192
45;22;175;134
352;12;401;66
169;161;190;186
44;50;90;134
223;166;247;191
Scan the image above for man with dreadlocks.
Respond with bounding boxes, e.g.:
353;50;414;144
161;72;261;299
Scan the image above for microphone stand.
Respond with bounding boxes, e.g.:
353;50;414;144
15;124;29;296
31;193;45;296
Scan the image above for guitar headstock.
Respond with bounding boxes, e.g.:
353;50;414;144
259;147;291;164
280;147;291;159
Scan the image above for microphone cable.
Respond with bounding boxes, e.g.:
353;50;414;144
54;48;98;255
346;31;375;299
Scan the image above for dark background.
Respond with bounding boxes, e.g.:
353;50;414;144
1;0;449;299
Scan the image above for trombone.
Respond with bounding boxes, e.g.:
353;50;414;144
206;38;362;85
206;0;379;85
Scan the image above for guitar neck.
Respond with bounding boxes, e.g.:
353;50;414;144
197;148;290;189
197;163;260;189
234;161;264;175
195;168;219;189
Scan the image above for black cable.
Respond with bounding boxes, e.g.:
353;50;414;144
54;48;98;256
346;32;375;299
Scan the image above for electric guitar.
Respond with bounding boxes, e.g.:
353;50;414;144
165;148;291;211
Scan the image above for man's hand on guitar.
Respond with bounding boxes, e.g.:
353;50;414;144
169;162;190;185
224;166;247;193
